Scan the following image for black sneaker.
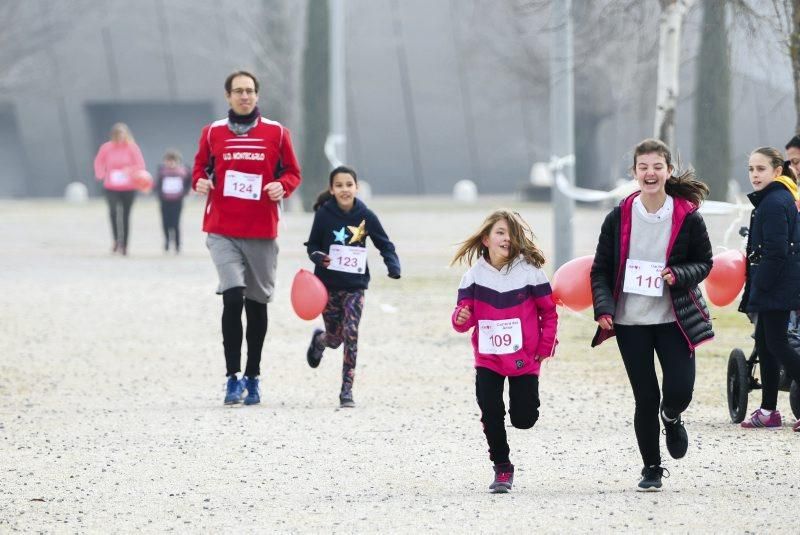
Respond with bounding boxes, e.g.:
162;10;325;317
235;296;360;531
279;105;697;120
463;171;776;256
306;329;324;368
339;386;355;408
637;465;668;491
661;408;688;459
489;463;514;493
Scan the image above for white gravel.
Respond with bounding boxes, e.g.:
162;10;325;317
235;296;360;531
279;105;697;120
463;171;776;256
0;196;797;534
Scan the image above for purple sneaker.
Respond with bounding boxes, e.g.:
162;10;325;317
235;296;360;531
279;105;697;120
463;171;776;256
793;420;800;432
741;408;782;428
489;463;514;493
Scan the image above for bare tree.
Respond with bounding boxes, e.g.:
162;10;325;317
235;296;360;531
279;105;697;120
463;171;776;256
654;0;697;146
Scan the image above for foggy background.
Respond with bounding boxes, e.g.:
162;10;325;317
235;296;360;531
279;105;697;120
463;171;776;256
0;0;795;199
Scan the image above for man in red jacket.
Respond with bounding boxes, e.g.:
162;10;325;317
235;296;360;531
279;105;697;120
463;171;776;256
193;70;302;406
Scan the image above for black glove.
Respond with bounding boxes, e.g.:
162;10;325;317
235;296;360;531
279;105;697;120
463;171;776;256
310;251;329;267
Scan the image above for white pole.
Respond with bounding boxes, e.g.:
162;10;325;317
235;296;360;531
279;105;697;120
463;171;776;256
329;0;347;166
550;0;575;268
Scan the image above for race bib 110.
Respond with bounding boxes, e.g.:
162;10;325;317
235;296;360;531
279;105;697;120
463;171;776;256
623;259;665;297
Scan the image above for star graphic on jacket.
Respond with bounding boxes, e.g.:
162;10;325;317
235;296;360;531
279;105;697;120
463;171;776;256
348;220;367;244
332;226;348;244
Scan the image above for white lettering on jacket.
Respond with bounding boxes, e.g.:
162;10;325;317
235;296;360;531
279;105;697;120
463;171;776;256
222;152;266;161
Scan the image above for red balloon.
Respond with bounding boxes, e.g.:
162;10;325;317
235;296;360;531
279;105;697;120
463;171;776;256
291;269;328;320
705;249;745;307
551;255;594;311
132;169;153;193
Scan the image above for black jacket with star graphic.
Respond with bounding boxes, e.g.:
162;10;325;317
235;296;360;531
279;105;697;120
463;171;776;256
305;198;401;290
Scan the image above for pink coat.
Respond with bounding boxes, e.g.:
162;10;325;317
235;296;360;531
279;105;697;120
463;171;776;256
94;141;145;191
452;257;558;377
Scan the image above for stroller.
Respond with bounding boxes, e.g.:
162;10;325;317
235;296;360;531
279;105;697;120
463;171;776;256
727;311;800;423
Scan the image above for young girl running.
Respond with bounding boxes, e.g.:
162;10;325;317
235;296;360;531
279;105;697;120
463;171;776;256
451;210;558;494
739;147;800;431
155;149;191;253
304;166;401;408
591;138;714;491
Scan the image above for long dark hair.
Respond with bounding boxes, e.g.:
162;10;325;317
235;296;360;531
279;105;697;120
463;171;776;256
633;138;709;206
312;166;360;211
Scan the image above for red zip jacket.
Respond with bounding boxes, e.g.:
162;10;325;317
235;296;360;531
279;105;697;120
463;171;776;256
192;117;302;239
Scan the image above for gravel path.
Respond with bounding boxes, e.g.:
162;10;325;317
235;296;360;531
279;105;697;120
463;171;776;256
0;197;797;533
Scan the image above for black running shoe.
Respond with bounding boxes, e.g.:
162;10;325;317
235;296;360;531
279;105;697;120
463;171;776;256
306;329;324;368
339;386;355;408
661;408;688;459
489;463;514;493
637;465;668;491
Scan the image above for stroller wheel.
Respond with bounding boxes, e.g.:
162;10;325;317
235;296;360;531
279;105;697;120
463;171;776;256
727;348;749;423
791;380;800;420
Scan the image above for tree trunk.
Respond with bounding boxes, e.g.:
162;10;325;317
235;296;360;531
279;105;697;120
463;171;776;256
301;0;330;211
654;0;694;147
693;0;730;201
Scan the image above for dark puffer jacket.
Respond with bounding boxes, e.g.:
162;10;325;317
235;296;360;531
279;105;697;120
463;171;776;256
739;179;800;312
590;192;714;350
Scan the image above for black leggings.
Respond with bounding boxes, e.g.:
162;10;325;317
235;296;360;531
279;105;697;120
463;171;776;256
160;200;183;251
105;189;136;249
755;310;800;410
221;287;268;377
615;323;695;467
475;366;540;465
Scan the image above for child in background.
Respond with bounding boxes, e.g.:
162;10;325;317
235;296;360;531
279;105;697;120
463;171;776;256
156;149;191;253
304;166;401;408
739;147;800;431
451;210;558;494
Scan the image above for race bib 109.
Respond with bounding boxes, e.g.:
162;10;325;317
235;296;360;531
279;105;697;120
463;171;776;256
327;244;367;274
623;259;665;297
223;170;262;200
478;318;523;355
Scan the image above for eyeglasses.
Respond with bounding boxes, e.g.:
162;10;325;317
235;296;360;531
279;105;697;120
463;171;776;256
230;88;256;96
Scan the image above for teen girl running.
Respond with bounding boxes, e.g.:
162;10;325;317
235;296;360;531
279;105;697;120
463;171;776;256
451;210;558;493
591;138;714;491
304;166;401;408
739;147;800;431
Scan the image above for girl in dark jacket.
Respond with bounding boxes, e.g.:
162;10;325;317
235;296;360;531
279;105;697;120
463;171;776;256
739;147;800;432
304;166;401;408
591;138;714;491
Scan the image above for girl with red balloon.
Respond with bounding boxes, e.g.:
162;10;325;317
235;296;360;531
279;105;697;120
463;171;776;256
303;166;401;408
738;147;800;432
590;139;713;491
451;210;558;494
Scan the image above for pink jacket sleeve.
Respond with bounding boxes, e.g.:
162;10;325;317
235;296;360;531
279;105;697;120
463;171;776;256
451;300;476;333
129;143;145;172
534;294;558;358
93;143;109;180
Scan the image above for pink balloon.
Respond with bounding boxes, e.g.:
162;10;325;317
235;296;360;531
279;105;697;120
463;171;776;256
132;169;153;193
551;255;594;311
705;249;746;307
291;269;328;320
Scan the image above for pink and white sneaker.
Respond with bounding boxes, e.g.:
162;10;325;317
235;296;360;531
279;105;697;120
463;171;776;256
793;420;800;432
741;408;782;429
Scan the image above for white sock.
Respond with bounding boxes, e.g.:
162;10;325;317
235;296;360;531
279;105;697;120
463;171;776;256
760;408;773;415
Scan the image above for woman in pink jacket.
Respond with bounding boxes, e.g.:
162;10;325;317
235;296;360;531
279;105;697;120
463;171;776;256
451;209;558;494
93;123;145;255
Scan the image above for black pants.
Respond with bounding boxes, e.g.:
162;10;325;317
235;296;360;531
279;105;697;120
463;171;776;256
755;310;800;410
222;288;268;377
160;199;183;251
615;323;695;467
105;190;136;249
475;366;540;465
